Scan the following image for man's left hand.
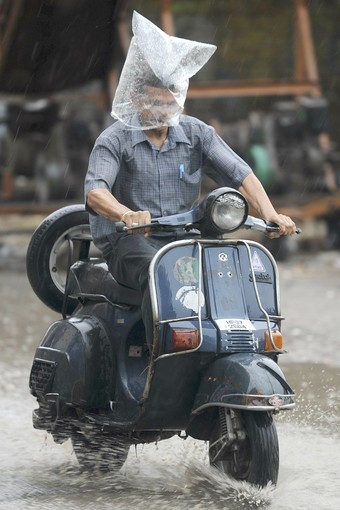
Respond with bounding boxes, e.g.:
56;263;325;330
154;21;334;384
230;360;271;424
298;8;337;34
266;213;297;239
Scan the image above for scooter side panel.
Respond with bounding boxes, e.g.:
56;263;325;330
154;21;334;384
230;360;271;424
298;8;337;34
136;353;214;430
238;243;280;319
202;244;280;353
30;316;113;408
204;244;279;321
203;246;248;321
191;353;295;413
154;244;207;321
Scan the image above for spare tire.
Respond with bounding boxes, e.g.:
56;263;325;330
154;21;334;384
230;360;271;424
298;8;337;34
26;204;90;314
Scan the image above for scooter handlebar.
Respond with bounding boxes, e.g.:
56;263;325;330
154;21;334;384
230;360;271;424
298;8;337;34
115;217;301;235
115;221;156;233
244;217;301;234
264;220;302;235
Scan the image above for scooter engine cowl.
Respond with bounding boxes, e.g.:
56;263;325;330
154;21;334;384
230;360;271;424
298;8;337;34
29;316;113;408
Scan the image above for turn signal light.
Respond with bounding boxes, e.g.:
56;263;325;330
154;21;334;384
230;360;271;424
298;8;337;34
264;330;283;351
172;329;199;351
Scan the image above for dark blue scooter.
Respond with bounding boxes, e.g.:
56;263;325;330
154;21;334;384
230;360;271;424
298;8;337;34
27;187;296;487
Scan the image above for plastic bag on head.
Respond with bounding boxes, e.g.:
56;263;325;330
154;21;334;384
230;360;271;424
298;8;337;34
111;11;217;130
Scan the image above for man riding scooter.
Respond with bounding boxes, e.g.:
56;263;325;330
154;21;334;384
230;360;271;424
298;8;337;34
85;11;296;345
28;12;298;487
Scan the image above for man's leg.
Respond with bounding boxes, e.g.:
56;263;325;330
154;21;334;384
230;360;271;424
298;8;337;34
106;233;168;345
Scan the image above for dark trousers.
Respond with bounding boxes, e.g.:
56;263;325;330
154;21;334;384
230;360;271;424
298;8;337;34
105;233;173;344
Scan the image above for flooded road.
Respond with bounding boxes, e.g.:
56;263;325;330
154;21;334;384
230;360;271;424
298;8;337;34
1;250;340;509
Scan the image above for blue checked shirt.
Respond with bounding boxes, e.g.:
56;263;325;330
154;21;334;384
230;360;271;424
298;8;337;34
85;115;252;254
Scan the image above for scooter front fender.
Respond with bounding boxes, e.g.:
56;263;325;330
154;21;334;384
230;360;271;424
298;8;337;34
192;353;295;413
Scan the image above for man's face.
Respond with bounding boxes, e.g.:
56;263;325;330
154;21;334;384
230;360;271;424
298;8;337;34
139;85;182;127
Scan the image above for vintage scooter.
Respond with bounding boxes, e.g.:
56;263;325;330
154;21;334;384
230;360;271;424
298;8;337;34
27;187;296;487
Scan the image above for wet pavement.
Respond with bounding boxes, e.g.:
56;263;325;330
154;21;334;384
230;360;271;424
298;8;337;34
0;236;340;509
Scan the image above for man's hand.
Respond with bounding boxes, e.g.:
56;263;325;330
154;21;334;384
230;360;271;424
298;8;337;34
239;174;297;239
86;189;152;236
120;210;151;235
265;213;297;239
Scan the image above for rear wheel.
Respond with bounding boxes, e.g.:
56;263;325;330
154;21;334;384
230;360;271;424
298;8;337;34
209;408;279;487
71;429;130;473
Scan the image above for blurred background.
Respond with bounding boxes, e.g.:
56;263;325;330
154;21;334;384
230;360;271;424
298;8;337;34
1;0;340;252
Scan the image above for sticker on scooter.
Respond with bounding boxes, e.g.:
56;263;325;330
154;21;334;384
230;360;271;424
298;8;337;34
251;250;266;272
215;318;255;331
173;256;198;285
175;286;205;313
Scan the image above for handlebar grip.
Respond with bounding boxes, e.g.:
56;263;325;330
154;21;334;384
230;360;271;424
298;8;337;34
264;221;280;232
115;221;127;233
265;221;302;235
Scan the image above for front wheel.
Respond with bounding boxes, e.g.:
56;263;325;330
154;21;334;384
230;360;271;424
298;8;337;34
71;429;130;473
209;408;279;487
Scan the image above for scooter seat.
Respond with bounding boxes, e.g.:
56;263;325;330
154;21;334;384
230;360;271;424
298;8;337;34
67;258;141;306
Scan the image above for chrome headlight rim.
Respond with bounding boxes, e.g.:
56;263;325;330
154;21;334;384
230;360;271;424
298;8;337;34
206;188;248;234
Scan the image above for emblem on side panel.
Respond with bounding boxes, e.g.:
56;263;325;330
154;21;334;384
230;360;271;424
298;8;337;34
251;250;266;272
268;395;285;407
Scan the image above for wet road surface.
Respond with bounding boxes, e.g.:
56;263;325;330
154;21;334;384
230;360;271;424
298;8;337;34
1;250;340;509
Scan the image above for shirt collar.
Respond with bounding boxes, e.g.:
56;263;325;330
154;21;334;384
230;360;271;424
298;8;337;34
168;123;191;146
129;118;191;148
131;128;149;147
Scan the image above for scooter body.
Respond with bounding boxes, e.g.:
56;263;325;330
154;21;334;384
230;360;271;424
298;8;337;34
28;189;296;486
30;239;294;434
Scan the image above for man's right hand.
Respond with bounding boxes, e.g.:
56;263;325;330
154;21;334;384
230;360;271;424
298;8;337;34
120;210;152;235
86;189;152;236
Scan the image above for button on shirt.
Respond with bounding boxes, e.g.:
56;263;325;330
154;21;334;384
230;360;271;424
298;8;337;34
85;115;252;254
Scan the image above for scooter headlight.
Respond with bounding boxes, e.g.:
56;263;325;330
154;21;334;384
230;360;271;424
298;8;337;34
200;188;248;236
211;192;248;232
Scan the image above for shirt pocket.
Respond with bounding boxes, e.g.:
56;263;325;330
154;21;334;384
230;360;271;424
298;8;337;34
178;165;201;208
180;166;201;183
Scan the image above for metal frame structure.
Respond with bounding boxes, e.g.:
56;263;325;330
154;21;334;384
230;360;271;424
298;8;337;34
160;0;322;100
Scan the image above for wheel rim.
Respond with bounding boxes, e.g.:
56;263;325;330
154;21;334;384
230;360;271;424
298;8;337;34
209;409;251;481
210;436;251;480
48;224;91;293
233;443;251;479
209;410;279;486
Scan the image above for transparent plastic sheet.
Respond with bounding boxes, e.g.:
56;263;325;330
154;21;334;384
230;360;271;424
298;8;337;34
111;11;217;130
